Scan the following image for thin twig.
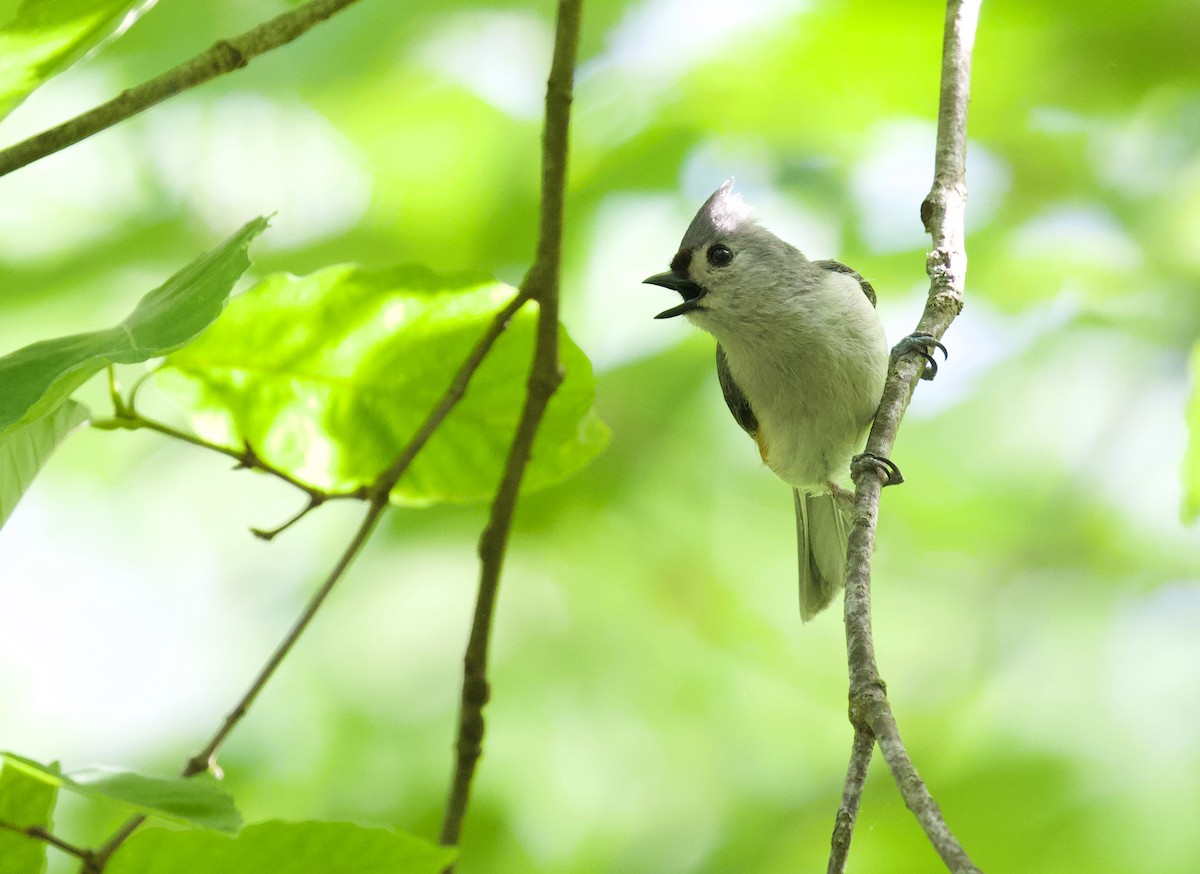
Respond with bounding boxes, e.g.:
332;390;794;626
369;293;530;501
836;0;982;872
0;820;98;869
437;0;581;858
93;410;367;503
827;728;874;874
0;0;365;178
91;292;531;870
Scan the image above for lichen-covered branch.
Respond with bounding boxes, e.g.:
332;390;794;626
827;728;874;874
438;0;582;860
0;0;365;178
835;0;983;872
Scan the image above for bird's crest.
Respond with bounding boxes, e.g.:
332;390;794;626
682;179;753;249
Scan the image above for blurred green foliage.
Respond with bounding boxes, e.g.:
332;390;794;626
1;0;1198;873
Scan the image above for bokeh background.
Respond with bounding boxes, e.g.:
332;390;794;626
3;0;1199;871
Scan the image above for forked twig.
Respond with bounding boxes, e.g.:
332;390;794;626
831;0;983;871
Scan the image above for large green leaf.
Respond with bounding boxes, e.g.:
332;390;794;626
1184;341;1200;522
0;398;88;530
154;264;610;506
107;821;455;874
0;757;58;874
0;217;268;436
0;0;156;121
0;754;240;834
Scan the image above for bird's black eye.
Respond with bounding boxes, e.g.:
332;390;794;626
707;244;733;267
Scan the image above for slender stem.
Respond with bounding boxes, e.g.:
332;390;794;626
836;0;982;872
827;729;874;874
90;274;531;873
370;293;530;499
91;498;388;869
0;0;365;178
438;0;581;858
93;410;366;504
0;820;99;869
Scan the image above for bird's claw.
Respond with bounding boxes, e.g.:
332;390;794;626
852;452;904;487
892;332;948;380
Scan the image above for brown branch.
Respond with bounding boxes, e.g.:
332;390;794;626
369;293;530;501
438;0;581;859
827;728;874;874
836;0;982;872
92;410;368;508
90;293;531;871
0;820;99;870
0;0;365;178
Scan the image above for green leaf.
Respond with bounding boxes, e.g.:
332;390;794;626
1184;341;1200;523
0;398;88;530
0;754;240;834
0;0;156;121
154;264;610;506
0;217;268;436
107;821;456;874
0;758;59;874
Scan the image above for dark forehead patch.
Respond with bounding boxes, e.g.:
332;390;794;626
669;247;693;273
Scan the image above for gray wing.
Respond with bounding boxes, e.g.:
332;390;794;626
812;259;876;307
715;344;758;437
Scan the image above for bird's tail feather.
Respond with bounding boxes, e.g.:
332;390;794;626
793;489;849;621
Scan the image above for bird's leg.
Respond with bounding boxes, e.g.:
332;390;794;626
851;453;904;487
829;482;856;510
891;332;948;380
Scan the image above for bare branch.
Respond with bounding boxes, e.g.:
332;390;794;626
92;409;367;511
369;293;530;500
0;0;365;178
827;728;874;874
0;820;99;870
91;282;532;872
837;0;982;872
438;0;582;858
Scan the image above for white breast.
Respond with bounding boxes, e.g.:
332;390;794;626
714;271;888;490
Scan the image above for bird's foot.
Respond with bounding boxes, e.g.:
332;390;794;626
891;332;948;380
851;453;904;487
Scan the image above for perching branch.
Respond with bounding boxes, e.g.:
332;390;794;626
827;728;874;874
89;293;530;871
438;0;581;858
0;0;365;178
833;0;981;872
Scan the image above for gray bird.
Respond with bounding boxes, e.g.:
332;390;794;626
645;181;895;619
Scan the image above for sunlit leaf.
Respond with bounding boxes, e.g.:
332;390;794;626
0;0;157;121
154;264;610;506
0;754;240;834
0;217;268;435
0;398;88;530
0;757;58;874
107;821;455;874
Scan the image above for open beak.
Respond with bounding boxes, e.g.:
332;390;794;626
643;271;707;319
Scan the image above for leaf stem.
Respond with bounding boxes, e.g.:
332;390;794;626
0;0;366;178
437;0;581;859
834;0;982;872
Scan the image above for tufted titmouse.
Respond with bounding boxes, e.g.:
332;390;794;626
645;181;934;620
